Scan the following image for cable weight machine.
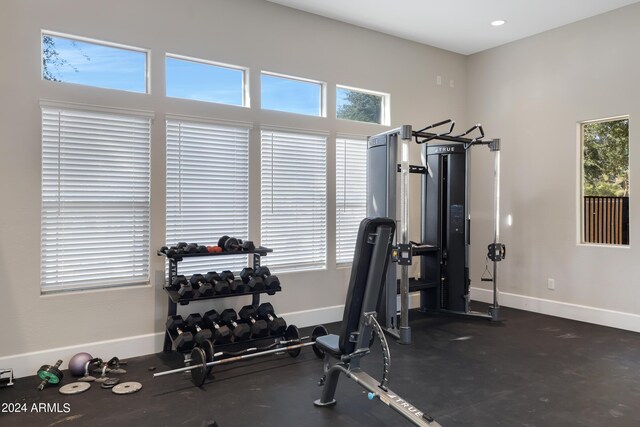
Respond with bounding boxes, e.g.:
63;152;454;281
367;119;505;344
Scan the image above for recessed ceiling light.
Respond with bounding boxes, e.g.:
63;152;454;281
491;20;506;26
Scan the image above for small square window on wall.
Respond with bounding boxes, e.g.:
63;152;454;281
166;55;248;107
41;31;148;93
261;72;324;117
581;116;629;245
336;85;389;125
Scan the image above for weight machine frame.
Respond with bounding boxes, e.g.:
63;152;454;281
367;120;504;344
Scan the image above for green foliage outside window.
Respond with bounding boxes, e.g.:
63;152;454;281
583;119;629;197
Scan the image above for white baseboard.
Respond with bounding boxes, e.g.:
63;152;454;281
0;305;345;380
7;292;637;380
0;332;165;380
470;287;640;333
278;304;345;328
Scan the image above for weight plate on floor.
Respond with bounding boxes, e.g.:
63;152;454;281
112;381;142;395
78;375;95;382
285;325;301;358
311;325;329;359
199;340;215;376
95;376;109;383
101;378;120;389
59;382;91;395
189;347;208;387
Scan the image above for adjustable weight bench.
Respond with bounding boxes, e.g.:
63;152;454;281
313;217;441;426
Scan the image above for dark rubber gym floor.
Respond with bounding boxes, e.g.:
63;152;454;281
2;304;640;427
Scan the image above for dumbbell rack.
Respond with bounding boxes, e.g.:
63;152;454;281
158;246;279;353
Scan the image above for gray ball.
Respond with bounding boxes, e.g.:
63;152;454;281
68;352;93;376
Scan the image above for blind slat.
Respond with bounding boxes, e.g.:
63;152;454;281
261;130;327;271
336;137;368;264
166;119;250;275
41;107;151;292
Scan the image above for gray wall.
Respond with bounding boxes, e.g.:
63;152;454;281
0;0;467;357
466;4;640;316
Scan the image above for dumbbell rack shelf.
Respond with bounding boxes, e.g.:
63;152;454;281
162;286;281;305
164;329;287;354
158;246;276;353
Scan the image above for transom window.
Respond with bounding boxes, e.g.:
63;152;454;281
261;72;324;117
166;55;248;107
42;32;148;93
336;85;388;125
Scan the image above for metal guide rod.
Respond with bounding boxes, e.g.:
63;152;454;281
492;140;501;313
399;125;412;345
153;341;317;377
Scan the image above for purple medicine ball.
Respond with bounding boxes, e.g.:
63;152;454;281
68;352;93;376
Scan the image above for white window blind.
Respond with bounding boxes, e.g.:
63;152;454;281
166;119;250;275
336;137;368;264
41;107;151;292
261;129;327;271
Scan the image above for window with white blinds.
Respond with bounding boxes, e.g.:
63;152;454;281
336;137;368;264
166;119;250;275
41;106;151;293
261;129;327;271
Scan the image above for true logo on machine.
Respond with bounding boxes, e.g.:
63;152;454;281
387;394;424;418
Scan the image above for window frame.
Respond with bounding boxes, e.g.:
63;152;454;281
260;127;328;272
165;53;250;108
41;30;150;94
578;114;630;247
40;101;153;294
260;71;326;117
336;84;390;126
335;135;368;266
165;115;252;275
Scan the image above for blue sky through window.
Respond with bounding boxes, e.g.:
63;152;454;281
336;88;350;111
42;35;146;93
166;57;244;106
261;74;321;116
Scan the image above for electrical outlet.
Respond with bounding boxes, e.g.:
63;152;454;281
547;278;555;290
436;75;442;85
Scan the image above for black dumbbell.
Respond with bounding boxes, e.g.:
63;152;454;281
239;268;265;291
238;305;269;338
184;243;199;254
241;240;255;251
197;245;208;253
190;274;213;297
173;275;194;299
185;313;214;344
202;309;232;344
219;271;248;294
218;236;241;252
166;315;195;351
254;266;280;291
166;247;177;257
256;303;287;336
205;271;230;295
220;309;251;342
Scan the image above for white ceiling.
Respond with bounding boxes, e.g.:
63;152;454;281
266;0;640;54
